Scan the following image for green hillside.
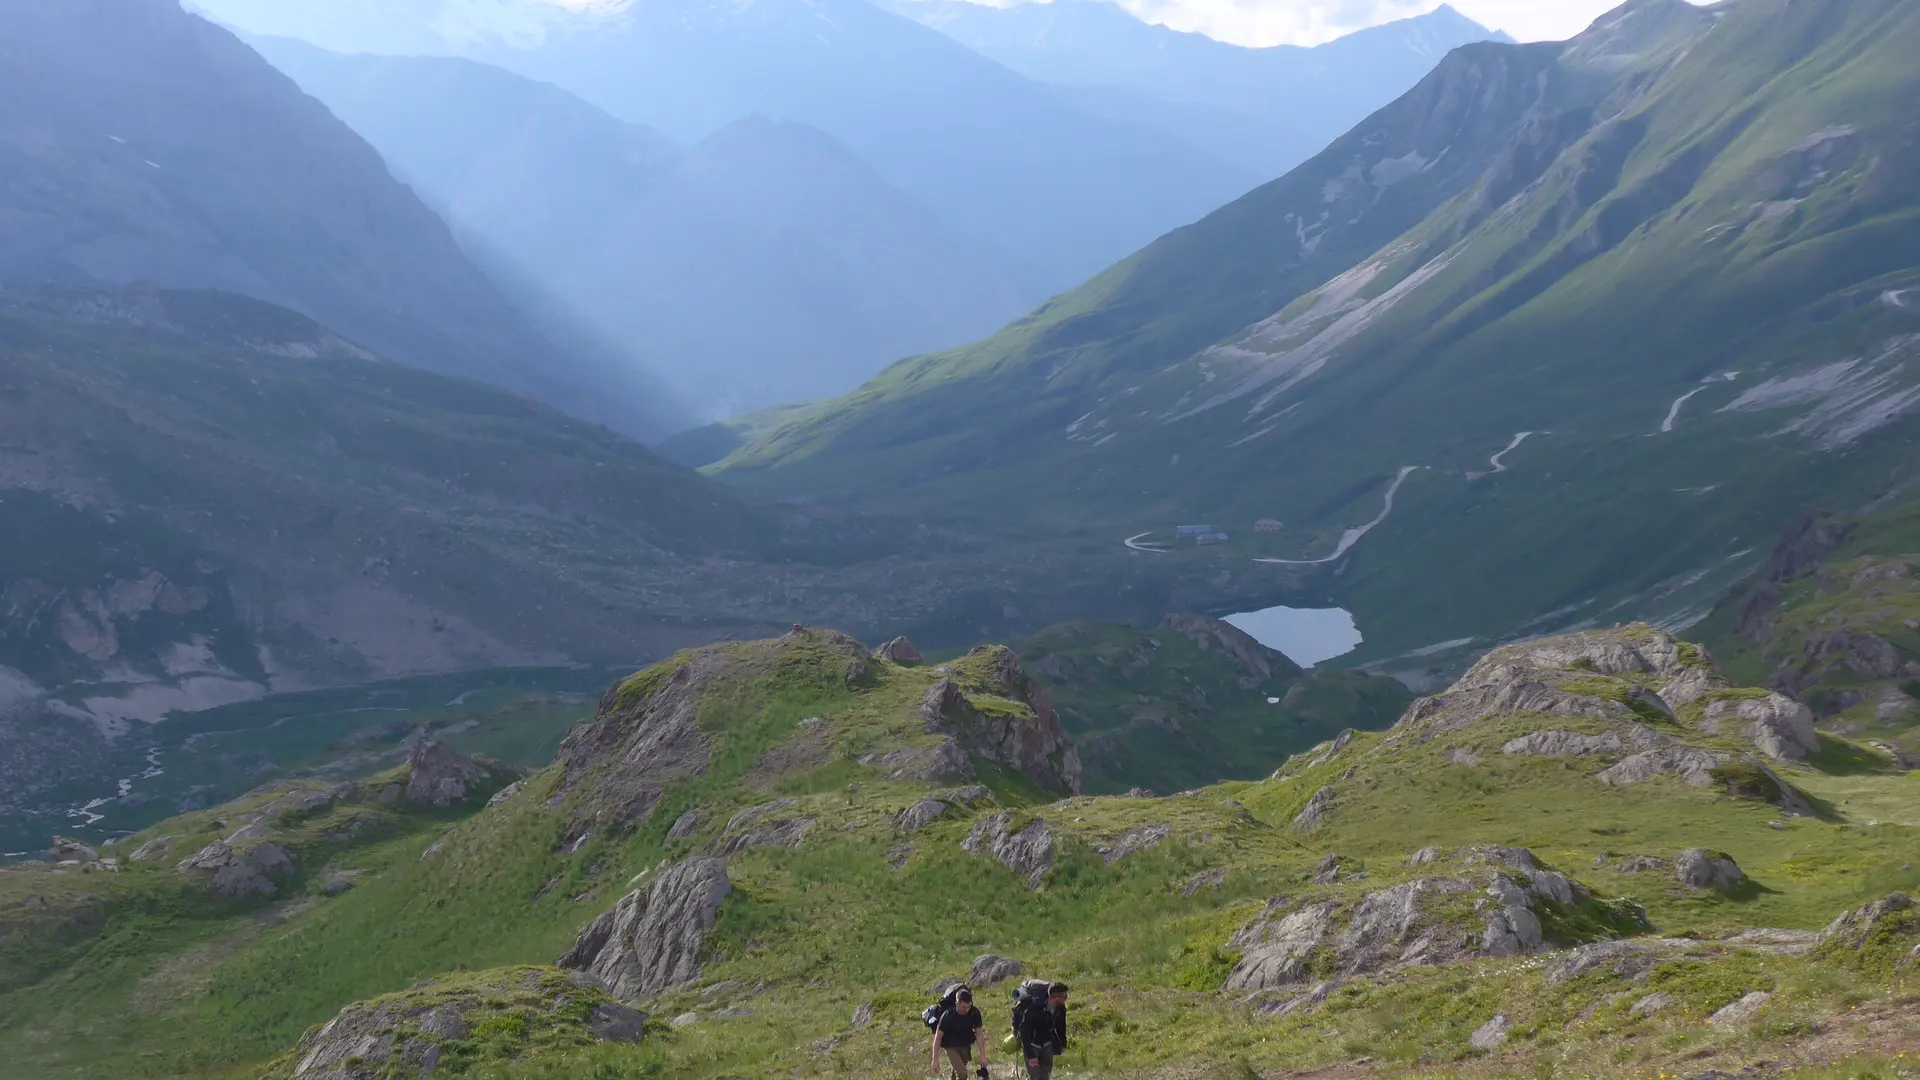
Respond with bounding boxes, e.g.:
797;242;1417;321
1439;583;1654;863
717;0;1920;663
7;623;1919;1078
1011;616;1411;794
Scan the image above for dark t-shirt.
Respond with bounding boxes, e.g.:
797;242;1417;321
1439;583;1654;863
937;1005;984;1048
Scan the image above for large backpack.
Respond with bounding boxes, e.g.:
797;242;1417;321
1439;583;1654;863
922;983;969;1031
1010;979;1052;1043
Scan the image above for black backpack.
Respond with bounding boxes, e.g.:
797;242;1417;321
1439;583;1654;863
922;983;969;1031
1010;979;1052;1042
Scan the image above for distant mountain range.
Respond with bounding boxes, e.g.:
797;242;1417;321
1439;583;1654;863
0;0;682;439
249;39;1038;419
886;0;1508;178
719;0;1920;664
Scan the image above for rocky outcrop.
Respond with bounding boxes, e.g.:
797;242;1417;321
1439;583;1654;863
918;650;1083;794
560;857;731;1001
282;967;644;1080
874;637;924;664
177;840;294;897
1292;786;1335;831
1734;508;1854;642
894;786;990;834
555;635;871;828
1541;940;1669;985
962;812;1055;890
1094;824;1171;865
1595;747;1726;787
1502;727;1671;758
403;741;508;808
43;837;98;863
1813;892;1919;968
862;739;972;784
1160;613;1302;686
711;803;813;855
1699;694;1818;762
1674;849;1745;891
1468;1014;1509;1051
1707;991;1771;1027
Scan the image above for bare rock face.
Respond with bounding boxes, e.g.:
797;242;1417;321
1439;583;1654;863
1161;613;1301;685
1707;990;1771;1027
288;968;644;1080
1700;694;1818;762
403;741;500;807
874;637;924;664
1542;940;1668;986
1502;727;1671;758
918;650;1084;795
1595;747;1726;787
1094;824;1170;865
1674;849;1745;891
177;840;294;897
967;954;1024;986
962;812;1055;889
862;739;972;784
44;837;98;863
1292;786;1335;831
128;835;176;862
560;857;731;1001
1468;1013;1510;1051
1814;892;1918;966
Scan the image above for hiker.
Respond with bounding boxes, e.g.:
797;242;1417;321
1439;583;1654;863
928;987;989;1080
1014;981;1069;1080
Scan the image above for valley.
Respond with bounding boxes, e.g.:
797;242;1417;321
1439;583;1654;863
4;0;1920;1077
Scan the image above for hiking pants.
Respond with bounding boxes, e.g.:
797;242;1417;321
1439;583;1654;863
1026;1047;1055;1080
943;1045;973;1080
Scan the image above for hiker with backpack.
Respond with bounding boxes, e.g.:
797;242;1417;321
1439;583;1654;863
1012;980;1069;1080
927;986;990;1080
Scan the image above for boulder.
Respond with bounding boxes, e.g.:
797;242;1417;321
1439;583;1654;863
1658;665;1728;709
1094;824;1170;865
1468;1013;1509;1051
44;837;98;863
896;799;952;834
1542;941;1666;986
1613;856;1670;874
667;808;705;841
1674;849;1745;891
1181;869;1228;897
1480;876;1545;957
711;817;812;856
128;835;176;862
1630;991;1673;1016
1225;899;1340;990
177;840;294;897
589;1002;649;1043
1596;748;1726;787
1312;854;1345;885
874;637;924;664
486;780;525;807
1706;990;1771;1027
851;1002;874;1028
403;741;496;808
1700;694;1818;762
962;813;1055;890
559;857;731;1001
1814;892;1918;966
1292;787;1335;831
967;955;1024;986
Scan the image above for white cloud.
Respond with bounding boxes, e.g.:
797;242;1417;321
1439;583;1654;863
970;0;1669;47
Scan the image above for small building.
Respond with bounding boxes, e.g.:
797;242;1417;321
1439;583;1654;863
1255;519;1285;534
1175;524;1214;538
1195;531;1232;546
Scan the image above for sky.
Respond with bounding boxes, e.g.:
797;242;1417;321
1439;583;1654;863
1017;0;1654;47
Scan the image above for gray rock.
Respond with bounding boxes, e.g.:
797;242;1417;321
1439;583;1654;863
1596;748;1726;787
128;835;176;863
1701;694;1818;762
967;954;1024;986
874;637;924;664
935;785;991;805
1094;824;1171;865
918;650;1085;795
896;798;952;834
1407;846;1443;866
1674;849;1745;891
486;779;525;807
321;873;360;897
1528;870;1578;905
1480;877;1544;957
1312;854;1344;885
1460;846;1539;872
886;844;914;872
589;1002;649;1043
851;1002;874;1028
1816;892;1914;960
712;817;813;856
1543;941;1665;986
862;739;973;785
1613;855;1670;874
1444;747;1482;766
724;800;798;832
559;856;732;1001
1226;899;1338;991
1251;978;1341;1018
1659;666;1728;709
404;741;499;807
1292;786;1335;831
962;813;1055;889
668;1012;702;1029
1630;991;1673;1016
415;1005;468;1041
177;840;294;897
44;837;98;863
1706;991;1771;1027
667;808;705;841
1181;869;1228;897
1468;1013;1509;1051
1502;727;1671;758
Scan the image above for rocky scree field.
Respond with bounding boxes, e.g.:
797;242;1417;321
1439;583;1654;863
4;624;1920;1078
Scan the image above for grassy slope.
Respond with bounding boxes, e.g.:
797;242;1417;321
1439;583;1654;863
714;0;1920;664
1012;620;1411;794
6;626;1920;1079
